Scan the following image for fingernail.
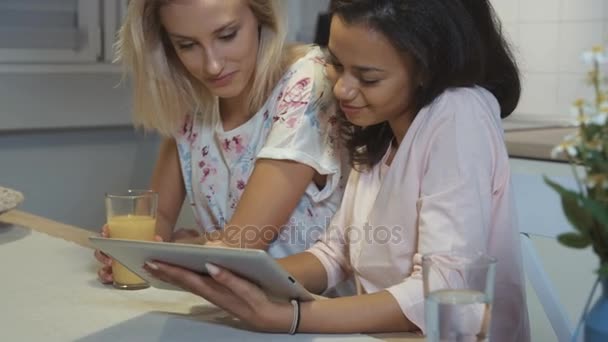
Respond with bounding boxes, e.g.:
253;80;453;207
145;261;159;270
205;263;220;276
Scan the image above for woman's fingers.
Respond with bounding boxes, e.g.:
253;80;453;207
144;261;250;318
101;224;109;237
144;262;289;332
94;249;112;265
205;240;230;248
95;224;114;284
96;224;112;264
97;265;113;284
205;264;268;308
203;264;292;331
148;262;242;299
145;261;211;294
172;228;201;241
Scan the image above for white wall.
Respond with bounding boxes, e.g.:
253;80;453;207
0;71;132;130
491;0;608;121
0;128;160;230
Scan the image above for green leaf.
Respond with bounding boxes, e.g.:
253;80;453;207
580;197;608;229
598;264;608;278
558;232;592;249
543;176;594;233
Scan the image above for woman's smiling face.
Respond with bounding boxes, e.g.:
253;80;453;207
325;14;418;128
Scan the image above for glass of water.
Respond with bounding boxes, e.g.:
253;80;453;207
423;251;497;342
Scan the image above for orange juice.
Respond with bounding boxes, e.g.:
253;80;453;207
108;214;156;288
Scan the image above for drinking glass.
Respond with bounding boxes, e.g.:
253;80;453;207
423;251;497;342
105;190;158;290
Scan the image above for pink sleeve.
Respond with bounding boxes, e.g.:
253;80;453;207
386;264;425;332
306;205;351;291
386;92;502;333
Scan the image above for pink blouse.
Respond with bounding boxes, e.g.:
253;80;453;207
307;87;530;341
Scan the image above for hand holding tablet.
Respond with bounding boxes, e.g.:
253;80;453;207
89;237;315;302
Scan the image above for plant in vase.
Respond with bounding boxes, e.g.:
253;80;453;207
545;45;608;342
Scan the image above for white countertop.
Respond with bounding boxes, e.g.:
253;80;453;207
0;224;383;341
0;211;420;342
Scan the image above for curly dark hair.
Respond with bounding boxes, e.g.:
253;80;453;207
329;0;521;169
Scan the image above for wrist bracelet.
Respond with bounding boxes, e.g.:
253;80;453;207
288;299;300;335
294;298;301;333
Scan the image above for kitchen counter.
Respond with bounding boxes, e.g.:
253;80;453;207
503;117;576;162
0;210;421;342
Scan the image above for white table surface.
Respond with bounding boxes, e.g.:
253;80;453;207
0;222;383;342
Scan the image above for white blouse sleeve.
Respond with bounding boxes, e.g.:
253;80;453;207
257;52;342;203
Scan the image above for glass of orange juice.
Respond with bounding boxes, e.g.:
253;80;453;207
105;190;158;290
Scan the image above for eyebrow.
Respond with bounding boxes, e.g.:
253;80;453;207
168;20;238;40
327;47;386;73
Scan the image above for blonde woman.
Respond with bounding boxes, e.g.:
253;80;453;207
95;0;346;284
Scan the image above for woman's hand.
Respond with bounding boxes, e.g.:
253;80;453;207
143;261;293;332
171;228;204;244
94;225;113;284
94;225;190;284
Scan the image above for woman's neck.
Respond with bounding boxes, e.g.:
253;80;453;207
388;109;415;146
219;80;254;131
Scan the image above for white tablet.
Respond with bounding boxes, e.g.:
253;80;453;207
89;237;315;302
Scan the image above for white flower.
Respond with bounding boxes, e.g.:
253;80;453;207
574;113;592;126
590;112;608;126
581;46;608;65
551;142;578;159
569;99;597;125
550;146;562;159
566;145;579;157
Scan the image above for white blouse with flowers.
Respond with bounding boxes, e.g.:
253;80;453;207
174;47;347;258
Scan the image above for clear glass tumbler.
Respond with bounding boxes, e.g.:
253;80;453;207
423;252;497;342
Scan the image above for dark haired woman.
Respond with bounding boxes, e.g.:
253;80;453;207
145;1;530;340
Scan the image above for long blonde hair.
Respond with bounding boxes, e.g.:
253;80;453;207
116;0;291;136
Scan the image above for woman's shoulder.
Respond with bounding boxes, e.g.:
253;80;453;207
409;86;504;147
285;44;326;67
421;87;501;128
280;45;327;81
436;87;499;116
269;45;332;106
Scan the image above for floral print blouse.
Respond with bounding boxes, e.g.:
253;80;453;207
174;47;347;258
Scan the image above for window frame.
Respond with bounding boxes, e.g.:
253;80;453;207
0;0;102;63
103;0;128;63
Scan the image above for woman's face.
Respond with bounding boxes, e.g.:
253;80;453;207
326;15;417;128
160;0;259;99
